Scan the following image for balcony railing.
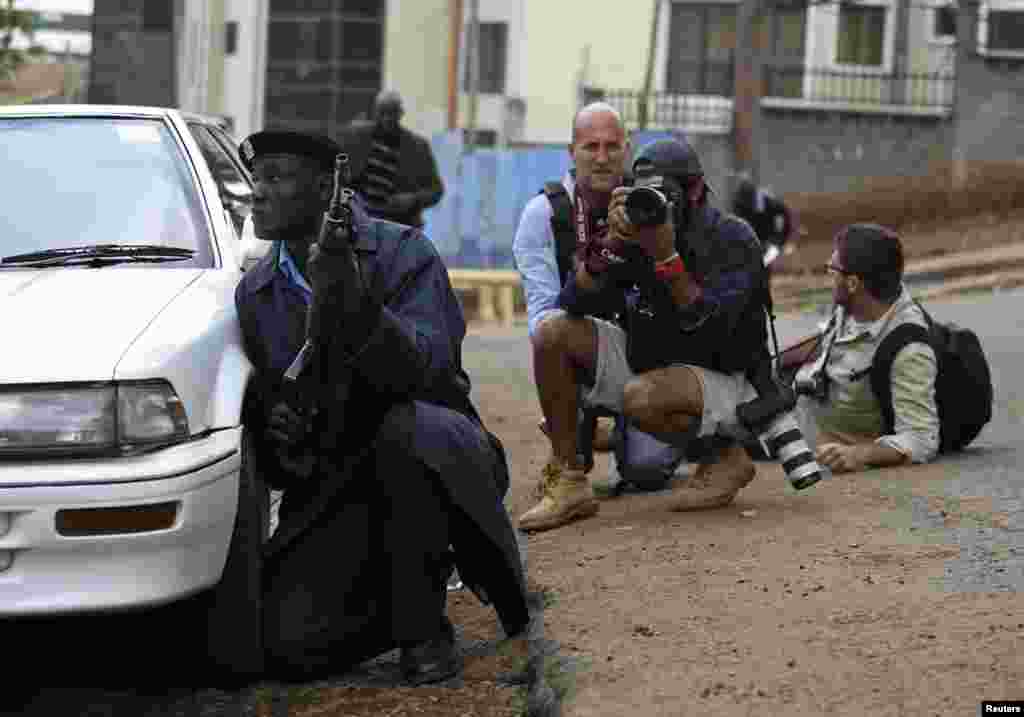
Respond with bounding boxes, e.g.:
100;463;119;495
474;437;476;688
593;65;956;130
765;66;955;110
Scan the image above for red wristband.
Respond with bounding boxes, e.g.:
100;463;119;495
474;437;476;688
654;254;686;281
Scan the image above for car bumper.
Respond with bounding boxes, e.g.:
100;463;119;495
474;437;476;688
0;428;242;616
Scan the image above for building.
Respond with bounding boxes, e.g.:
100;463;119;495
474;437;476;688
3;0;92;103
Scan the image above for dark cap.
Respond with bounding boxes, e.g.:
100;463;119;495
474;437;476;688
239;129;342;172
632;137;714;194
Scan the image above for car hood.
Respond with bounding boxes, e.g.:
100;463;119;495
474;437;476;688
1;268;203;384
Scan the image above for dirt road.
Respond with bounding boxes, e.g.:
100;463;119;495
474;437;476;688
459;290;1024;717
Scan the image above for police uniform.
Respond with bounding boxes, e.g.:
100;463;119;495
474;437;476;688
235;130;529;679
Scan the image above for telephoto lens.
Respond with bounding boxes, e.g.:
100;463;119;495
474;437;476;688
624;186;669;227
758;411;823;490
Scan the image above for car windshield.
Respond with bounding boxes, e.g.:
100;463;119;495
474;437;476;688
0;116;213;267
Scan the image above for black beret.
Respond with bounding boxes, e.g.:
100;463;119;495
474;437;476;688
239;129;342;172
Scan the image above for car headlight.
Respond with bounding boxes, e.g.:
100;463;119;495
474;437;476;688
0;381;189;456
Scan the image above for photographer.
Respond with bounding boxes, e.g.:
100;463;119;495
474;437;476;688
513;102;687;494
520;137;820;533
785;224;939;473
235;130;529;682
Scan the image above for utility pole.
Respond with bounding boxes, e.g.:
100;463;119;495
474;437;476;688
733;0;763;189
464;0;480;155
638;0;662;130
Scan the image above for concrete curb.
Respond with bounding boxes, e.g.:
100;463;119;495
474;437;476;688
771;242;1024;314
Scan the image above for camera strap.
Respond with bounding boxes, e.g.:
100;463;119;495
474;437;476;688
573;185;591;250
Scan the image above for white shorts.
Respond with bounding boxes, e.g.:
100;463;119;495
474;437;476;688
582;317;759;441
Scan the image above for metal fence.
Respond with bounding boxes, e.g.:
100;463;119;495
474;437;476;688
596;89;733;133
597;65;956;129
765;66;955;110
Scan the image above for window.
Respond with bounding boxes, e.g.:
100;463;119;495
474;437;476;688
142;0;174;32
932;4;957;40
666;4;737;95
988;10;1024;52
464;22;508;95
225;21;238;56
836;4;886;66
187;124;253;236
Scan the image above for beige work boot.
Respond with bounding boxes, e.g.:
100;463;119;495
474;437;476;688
666;443;756;512
519;459;599;532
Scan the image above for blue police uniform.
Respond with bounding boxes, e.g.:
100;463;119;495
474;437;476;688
235;199;528;677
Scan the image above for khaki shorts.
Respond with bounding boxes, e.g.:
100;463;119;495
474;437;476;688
582;317;758;441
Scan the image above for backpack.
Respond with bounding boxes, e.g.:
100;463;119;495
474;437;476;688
870;300;992;454
541;181;576;286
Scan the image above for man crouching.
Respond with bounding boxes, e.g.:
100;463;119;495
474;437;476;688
520;137;802;532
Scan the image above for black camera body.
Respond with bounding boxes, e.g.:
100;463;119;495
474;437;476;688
624;186;669;227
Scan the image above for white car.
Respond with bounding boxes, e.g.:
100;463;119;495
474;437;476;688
0;105;266;676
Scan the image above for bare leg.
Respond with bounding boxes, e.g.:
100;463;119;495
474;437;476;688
622;365;703;439
532;314;599;467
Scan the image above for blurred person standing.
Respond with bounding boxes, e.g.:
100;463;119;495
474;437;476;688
337;90;444;228
512;103;689;496
730;172;801;267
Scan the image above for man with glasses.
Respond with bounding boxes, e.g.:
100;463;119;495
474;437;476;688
785;224;940;473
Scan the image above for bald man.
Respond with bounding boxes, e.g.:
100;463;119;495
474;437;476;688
512;103;690;499
338;90;444;227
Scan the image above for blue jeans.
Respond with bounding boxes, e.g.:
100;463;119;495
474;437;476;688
611;413;688;489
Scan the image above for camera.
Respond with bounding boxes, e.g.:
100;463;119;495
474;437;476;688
737;369;823;491
793;369;828;401
625;186;669;227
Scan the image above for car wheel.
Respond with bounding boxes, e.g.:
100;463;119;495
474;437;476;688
202;427;268;681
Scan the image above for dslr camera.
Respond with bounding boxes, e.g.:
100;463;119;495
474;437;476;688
624;185;670;227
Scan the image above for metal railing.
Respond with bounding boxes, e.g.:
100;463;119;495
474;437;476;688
765;66;955;110
594;65;955;128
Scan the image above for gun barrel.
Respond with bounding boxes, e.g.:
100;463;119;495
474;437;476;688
331;153;349;209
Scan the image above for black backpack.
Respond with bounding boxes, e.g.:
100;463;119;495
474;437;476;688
541;181;576;286
870;301;992;454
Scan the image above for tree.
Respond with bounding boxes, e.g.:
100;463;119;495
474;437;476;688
0;0;44;81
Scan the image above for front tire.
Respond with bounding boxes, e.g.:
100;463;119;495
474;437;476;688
203;427;267;681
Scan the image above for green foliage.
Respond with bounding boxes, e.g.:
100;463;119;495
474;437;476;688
0;0;41;81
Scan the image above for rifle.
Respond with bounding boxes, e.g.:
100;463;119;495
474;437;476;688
278;154;356;479
267;153;364;557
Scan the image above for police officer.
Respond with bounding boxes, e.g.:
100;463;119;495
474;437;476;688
234;130;529;681
520;137;780;532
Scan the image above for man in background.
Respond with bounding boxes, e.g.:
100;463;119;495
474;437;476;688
338;90;445;228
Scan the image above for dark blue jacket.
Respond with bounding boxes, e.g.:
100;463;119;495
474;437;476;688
234;206;528;632
559;204;768;375
235;207;481;459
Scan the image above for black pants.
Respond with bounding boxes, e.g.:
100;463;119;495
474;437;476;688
262;416;452;679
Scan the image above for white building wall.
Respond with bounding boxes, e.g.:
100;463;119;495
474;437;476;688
223;0;268;139
383;0;450;138
177;0;212;114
